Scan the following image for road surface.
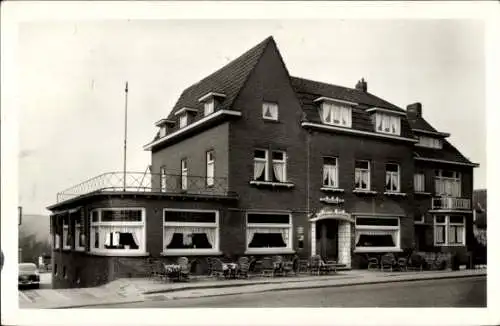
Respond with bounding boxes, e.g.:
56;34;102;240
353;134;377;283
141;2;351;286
93;276;486;308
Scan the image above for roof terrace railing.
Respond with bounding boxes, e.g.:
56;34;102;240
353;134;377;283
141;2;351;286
56;171;231;203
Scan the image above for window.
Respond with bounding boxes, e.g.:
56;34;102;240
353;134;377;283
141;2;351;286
322;157;338;188
204;99;215;116
75;211;85;251
51;215;61;250
62;215;71;250
262;102;278;121
181;159;188;190
179;113;188;128
163;209;219;254
355;160;371;190
417;136;442;149
320;102;352;127
253;149;287;183
385;163;400;192
159;125;167;138
54;264;57;276
206;151;215;186
63;266;67;279
434;215;465;246
414;173;425;192
246;213;292;253
435;170;461;197
90;208;146;254
355;217;400;252
373;113;401;135
160;166;167;192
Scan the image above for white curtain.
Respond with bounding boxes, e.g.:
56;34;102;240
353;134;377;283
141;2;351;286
164;228;175;248
321;104;331;122
324;165;336;187
456;226;464;244
247;227;288;246
254;161;266;180
164;226;216;248
273;162;285;182
100;225;143;250
356;230;398;246
435;225;445;243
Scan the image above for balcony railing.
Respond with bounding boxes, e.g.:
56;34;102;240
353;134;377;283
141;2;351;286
56;171;231;203
431;197;471;210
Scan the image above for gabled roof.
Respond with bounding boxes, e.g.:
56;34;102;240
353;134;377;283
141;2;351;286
413;138;475;165
407;115;439;134
164;37;273;123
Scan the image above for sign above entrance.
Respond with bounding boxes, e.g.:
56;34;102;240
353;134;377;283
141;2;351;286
319;196;345;204
310;207;354;223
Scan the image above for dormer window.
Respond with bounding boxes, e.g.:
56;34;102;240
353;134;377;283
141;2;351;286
417;136;442;149
174;107;198;129
204;99;215;116
155;119;175;138
314;97;354;128
198;92;226;117
179;113;188;128
373;113;401;136
159;125;167;138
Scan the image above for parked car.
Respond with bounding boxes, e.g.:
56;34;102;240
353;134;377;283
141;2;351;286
18;263;40;289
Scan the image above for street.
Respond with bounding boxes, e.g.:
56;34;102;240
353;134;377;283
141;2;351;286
93;276;486;308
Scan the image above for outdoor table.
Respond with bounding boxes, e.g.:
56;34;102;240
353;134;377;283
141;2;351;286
164;264;182;281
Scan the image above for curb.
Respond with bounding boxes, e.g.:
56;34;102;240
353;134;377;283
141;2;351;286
52;272;486;309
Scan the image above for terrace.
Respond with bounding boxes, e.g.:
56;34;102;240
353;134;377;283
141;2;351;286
55;171;235;204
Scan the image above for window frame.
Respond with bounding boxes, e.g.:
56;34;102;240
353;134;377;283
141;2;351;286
62;215;71;250
179;113;188;128
320;102;352;128
434;215;466;246
159;125;167;138
354;160;371;190
253;149;288;183
245;212;294;254
322;157;339;189
435;169;461;197
160;166;167;192
262;102;279;121
271;150;287;183
385;163;401;193
74;212;85;252
89;208;147;256
374;113;401;136
162;208;220;256
417;136;443;149
206;151;215;187
181;159;188;190
414;173;425;192
204;99;215;116
354;216;401;253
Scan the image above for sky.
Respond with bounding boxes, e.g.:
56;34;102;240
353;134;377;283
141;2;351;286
16;19;485;215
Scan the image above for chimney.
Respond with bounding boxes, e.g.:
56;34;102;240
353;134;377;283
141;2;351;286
355;78;367;92
407;102;422;117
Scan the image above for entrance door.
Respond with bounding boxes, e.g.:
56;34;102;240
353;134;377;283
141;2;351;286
316;220;338;261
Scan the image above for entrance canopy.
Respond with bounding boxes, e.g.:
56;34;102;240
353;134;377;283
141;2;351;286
309;208;354;223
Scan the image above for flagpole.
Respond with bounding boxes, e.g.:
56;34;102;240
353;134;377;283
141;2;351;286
123;81;128;191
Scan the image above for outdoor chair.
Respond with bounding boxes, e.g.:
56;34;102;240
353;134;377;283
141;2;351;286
177;257;191;281
260;257;275;277
272;256;285;276
320;257;338;274
309;255;322;275
237;257;250;279
397;257;408;272
380;253;397;272
367;257;379;271
282;256;299;276
407;254;425;271
210;258;227;279
298;259;309;274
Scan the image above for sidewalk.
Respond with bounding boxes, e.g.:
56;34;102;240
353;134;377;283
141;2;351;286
19;268;486;309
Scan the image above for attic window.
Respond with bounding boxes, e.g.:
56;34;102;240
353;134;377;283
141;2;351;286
204;99;215;116
262;102;279;121
179;113;188;128
416;136;442;149
159;125;167;138
373;113;401;136
320;102;352;128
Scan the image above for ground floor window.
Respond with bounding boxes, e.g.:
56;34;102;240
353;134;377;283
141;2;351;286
434;215;465;246
246;213;292;253
90;208;146;254
354;216;400;252
62;214;71;250
51;215;61;249
75;210;85;251
163;209;219;255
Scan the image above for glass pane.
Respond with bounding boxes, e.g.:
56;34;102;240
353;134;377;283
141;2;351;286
356;234;395;247
356;217;398;226
449;216;464;224
166;232;213;249
248;233;287;248
91;211;99;222
164;211;216;223
272;151;284;161
254;150;266;159
248;213;290;224
355;161;369;169
386;163;398;172
323;157;337;165
101;210;142;222
103;231;139;249
435;216;446;223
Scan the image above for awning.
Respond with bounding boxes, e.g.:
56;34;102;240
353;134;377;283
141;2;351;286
51;206;83;216
309;208;355;223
